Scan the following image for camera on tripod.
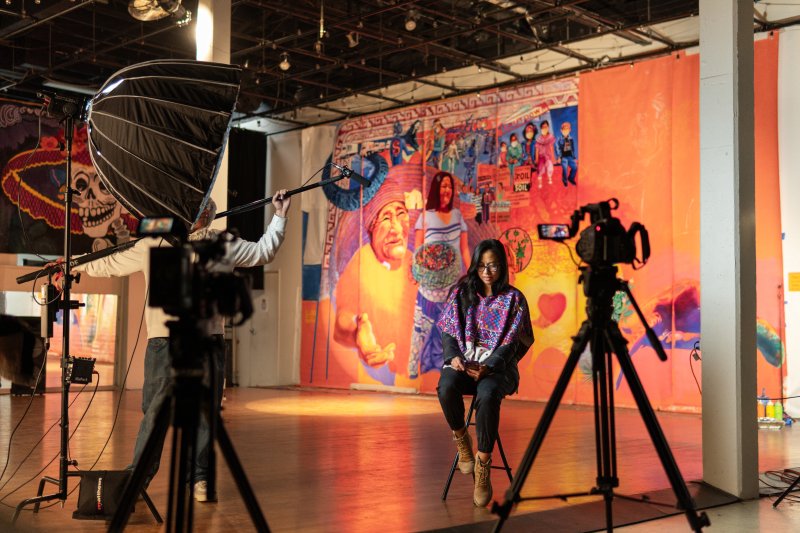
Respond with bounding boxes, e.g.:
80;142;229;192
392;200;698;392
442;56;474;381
538;198;651;268
138;216;253;326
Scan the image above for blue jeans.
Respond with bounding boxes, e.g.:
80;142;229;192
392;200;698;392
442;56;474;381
129;335;225;484
561;156;578;184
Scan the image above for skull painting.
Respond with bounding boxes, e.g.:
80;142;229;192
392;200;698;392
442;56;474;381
71;162;123;238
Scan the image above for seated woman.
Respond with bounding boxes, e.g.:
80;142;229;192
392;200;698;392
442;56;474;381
436;239;534;507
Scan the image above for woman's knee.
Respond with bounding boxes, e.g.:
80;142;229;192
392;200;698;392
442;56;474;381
475;385;504;408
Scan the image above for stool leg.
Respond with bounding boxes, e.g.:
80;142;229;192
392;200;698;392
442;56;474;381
441;397;477;501
495;435;513;482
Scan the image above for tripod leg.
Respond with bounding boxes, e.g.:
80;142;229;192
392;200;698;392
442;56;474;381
109;394;173;532
215;414;271;532
605;325;710;532
166;380;202;532
773;470;800;508
491;321;592;530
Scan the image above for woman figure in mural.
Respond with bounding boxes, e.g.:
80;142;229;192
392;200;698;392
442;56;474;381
427;119;446;168
437;239;533;507
534;119;557;188
408;171;471;379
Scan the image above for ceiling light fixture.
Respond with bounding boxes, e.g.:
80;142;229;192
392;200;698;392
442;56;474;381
405;9;419;32
346;31;359;48
279;52;291;71
129;0;188;23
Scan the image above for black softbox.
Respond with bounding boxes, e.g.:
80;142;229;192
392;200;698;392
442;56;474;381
87;59;242;230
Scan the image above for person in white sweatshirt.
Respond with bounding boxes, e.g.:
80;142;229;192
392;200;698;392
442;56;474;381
58;191;291;502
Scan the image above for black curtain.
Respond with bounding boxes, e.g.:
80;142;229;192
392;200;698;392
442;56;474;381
227;129;267;290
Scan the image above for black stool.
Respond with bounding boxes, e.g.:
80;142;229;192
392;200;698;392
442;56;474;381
441;395;513;500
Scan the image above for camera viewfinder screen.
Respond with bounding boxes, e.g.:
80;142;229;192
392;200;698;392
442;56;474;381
538;224;571;240
139;216;175;235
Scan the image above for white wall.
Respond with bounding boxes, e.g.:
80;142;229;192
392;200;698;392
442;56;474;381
234;130;303;386
0;254;146;390
778;26;800;415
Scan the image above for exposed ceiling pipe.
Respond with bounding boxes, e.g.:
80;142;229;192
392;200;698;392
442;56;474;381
0;0;96;41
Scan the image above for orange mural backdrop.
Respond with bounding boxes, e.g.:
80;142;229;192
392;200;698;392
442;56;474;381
301;38;783;412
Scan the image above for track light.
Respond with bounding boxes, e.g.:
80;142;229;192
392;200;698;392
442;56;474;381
346;31;359;48
405;9;419;32
279;52;291;71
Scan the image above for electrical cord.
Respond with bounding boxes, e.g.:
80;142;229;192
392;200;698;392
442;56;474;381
689;340;702;396
0;265;148;510
761;469;800;502
0;356;47;485
557;240;581;267
82;284;148;472
0;377;95;507
10;285;147;513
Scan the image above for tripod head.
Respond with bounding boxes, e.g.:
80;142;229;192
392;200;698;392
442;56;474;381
578;264;668;362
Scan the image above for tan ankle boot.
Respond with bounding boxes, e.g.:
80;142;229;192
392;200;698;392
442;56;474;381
453;431;475;474
473;456;493;507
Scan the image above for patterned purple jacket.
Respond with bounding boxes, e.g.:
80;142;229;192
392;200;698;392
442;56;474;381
437;285;534;380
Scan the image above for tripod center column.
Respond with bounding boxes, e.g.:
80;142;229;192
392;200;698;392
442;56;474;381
699;0;759;500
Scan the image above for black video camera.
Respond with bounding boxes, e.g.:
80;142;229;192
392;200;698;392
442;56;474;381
138;216;253;326
538;198;650;268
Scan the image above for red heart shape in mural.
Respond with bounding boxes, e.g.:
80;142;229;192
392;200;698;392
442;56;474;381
538;293;566;326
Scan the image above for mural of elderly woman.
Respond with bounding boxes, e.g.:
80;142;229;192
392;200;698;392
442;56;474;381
408;170;471;379
332;170;419;386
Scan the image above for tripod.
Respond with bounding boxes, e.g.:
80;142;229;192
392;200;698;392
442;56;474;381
491;264;710;532
110;316;269;532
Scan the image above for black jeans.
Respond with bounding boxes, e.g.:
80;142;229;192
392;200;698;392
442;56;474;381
129;335;225;484
437;366;517;453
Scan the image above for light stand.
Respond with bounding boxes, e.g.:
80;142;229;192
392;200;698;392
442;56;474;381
13;104;82;520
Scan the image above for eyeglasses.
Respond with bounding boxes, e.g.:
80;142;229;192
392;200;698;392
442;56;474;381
477;263;499;273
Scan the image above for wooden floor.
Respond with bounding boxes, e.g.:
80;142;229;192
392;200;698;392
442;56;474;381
0;387;798;532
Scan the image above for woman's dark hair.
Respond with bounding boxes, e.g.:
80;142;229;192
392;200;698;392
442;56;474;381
425;171;455;212
540;119;550;129
455;239;511;309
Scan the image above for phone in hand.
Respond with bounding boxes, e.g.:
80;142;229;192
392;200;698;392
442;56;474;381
464;360;485;372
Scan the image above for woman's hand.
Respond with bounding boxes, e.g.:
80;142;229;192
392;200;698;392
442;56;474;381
465;365;490;381
450;357;465;372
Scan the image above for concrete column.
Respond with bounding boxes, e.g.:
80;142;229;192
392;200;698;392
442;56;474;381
699;0;758;498
195;0;231;228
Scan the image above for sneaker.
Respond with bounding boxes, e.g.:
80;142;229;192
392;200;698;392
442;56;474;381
454;430;475;474
194;480;217;502
473;456;493;507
